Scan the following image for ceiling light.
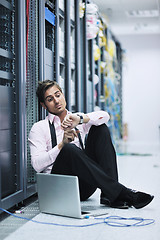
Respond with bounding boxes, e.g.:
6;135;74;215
126;10;159;18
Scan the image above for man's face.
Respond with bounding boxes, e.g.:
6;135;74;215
41;85;66;116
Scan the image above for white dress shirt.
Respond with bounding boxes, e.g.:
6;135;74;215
28;110;110;173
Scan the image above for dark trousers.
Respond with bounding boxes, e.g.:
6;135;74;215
51;124;125;202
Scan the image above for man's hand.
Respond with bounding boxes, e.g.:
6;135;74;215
63;129;77;144
58;128;77;150
61;114;80;130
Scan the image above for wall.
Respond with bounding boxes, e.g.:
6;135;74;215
118;34;160;146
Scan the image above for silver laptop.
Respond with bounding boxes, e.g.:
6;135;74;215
36;173;91;219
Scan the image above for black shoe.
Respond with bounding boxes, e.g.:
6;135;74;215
100;197;129;209
127;190;154;209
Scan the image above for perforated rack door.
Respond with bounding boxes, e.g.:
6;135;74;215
26;0;39;184
0;0;18;198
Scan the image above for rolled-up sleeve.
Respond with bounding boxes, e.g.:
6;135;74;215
82;111;110;134
87;111;110;125
28;121;60;173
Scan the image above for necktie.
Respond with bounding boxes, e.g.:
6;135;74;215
49;121;57;148
75;127;84;150
41;121;57;172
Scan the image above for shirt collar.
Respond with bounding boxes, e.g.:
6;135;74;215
48;113;55;124
48;110;70;124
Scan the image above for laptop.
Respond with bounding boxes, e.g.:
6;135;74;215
36;173;92;219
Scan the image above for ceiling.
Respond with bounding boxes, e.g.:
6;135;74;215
92;0;160;35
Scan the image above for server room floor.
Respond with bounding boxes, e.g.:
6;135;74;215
0;143;160;240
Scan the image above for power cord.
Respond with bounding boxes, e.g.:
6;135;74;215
0;208;155;228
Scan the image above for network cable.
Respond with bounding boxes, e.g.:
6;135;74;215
0;207;155;228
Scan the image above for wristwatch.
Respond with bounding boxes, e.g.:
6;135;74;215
77;114;83;124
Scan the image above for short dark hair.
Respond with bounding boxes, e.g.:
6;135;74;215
36;80;62;103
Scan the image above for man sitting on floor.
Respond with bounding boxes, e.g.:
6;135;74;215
28;80;154;209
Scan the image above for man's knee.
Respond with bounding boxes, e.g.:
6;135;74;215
61;143;80;155
89;124;110;136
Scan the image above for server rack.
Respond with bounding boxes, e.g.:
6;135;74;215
0;0;40;212
0;0;25;211
42;0;82;112
25;0;39;197
39;0;56;122
91;18;107;111
59;0;81;112
80;0;96;113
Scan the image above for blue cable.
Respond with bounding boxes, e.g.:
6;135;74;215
0;208;155;228
0;208;104;228
100;216;155;227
